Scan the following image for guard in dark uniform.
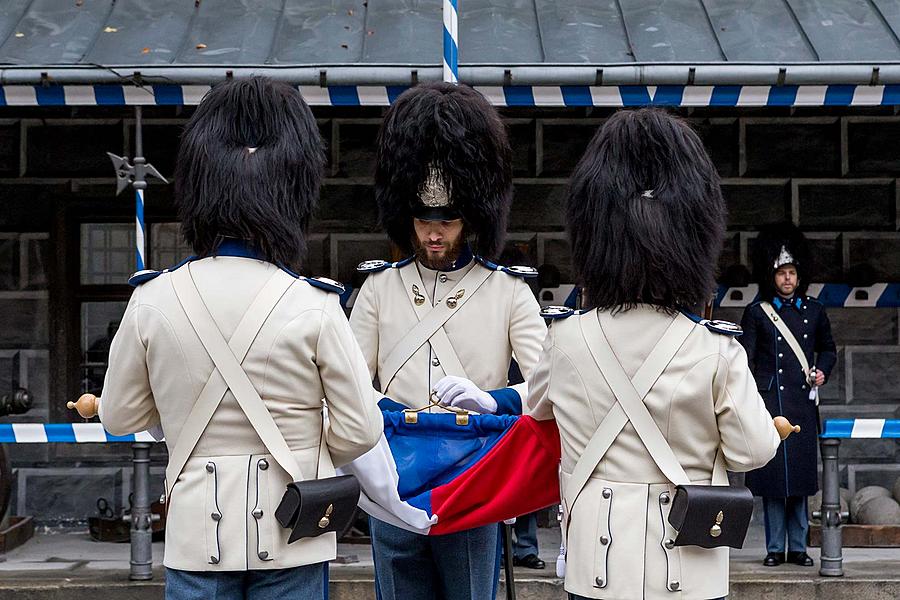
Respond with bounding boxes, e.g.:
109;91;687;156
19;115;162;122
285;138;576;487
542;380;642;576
741;223;837;567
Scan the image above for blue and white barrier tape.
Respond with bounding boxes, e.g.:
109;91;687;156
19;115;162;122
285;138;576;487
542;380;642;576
5;84;900;108
0;423;157;443
716;283;900;308
821;419;900;439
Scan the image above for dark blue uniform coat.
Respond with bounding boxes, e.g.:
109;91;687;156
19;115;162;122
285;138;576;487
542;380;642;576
740;296;837;497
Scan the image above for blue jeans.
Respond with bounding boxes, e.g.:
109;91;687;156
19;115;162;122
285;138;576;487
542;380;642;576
763;496;809;554
165;563;327;600
370;517;501;600
512;511;539;559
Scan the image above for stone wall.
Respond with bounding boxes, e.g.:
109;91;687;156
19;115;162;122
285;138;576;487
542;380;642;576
0;104;898;523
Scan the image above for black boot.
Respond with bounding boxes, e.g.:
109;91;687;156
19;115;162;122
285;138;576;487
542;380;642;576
763;552;785;566
787;551;814;566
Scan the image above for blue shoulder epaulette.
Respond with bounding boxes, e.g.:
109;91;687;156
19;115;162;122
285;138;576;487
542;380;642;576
357;257;414;273
679;310;743;336
475;256;539;279
540;305;583;320
305;276;345;294
128;257;193;287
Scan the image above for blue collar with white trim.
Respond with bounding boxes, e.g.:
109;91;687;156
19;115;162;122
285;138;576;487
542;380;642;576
773;296;803;311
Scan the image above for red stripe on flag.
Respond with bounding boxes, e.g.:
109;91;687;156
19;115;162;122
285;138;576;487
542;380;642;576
429;416;561;535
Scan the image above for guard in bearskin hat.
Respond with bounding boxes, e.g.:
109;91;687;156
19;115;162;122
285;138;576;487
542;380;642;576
741;222;836;568
525;108;781;600
349;82;546;599
93;78;383;598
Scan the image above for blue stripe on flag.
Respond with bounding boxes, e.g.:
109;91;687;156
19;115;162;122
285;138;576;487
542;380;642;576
45;423;77;442
814;284;851;307
153;85;183;105
882;85;900;105
883;420;900;438
619;86;652;106
767;86;798;106
0;424;14;442
407;489;433;515
35;85;65;106
652;86;684;106
710;86;741;106
328;86;361;106
561;86;592;106
821;419;854;439
386;86;409;104
824;85;855;106
503;86;535;106
94;85;125;105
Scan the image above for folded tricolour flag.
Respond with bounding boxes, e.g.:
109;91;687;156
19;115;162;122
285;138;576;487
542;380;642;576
339;410;561;535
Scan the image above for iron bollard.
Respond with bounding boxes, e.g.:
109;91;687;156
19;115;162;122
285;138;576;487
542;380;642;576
128;442;154;580
818;438;843;577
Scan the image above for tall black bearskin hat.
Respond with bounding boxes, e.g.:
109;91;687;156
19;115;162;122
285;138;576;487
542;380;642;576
566;108;725;312
374;82;513;259
175;77;325;271
752;222;811;301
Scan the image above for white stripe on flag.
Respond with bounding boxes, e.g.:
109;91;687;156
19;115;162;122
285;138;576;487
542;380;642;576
473;86;506;106
73;423;108;443
63;86;98;106
357;87;390;106
680;86;715;106
181;85;212;105
844;283;888;307
3;86;37;106
122;86;156;105
532;87;564;106
588;87;624;106
298;86;330;106
851;419;886;438
851;86;884;106
736;86;770;106
793;86;828;106
12;423;47;443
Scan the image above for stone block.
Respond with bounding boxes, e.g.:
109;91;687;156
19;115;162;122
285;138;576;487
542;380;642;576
744;121;841;177
690;119;739;177
336;122;379;177
847;120;900;175
313;184;378;232
806;236;844;282
848;238;900;281
828;308;897;346
540;122;596;177
717;233;742;279
0;121;20;175
722;181;790;229
817;349;844;404
17;468;123;524
26;123;124;177
510;184;566;231
507;120;536;177
849;348;900;403
839;438;898;462
304;235;330;278
798;181;896;230
333;236;392;286
541;237;573;283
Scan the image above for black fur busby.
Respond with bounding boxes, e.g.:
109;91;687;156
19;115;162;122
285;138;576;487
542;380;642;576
374;82;513;259
175;77;325;271
566;108;726;312
752;222;811;301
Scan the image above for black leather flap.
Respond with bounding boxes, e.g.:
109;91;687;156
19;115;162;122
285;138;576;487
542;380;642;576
281;475;360;544
668;485;753;549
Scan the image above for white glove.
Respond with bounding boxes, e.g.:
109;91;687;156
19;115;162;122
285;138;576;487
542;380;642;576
433;376;497;414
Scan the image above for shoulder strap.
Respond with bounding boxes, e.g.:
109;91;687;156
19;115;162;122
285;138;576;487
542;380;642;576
380;263;492;389
169;265;304;487
759;301;810;377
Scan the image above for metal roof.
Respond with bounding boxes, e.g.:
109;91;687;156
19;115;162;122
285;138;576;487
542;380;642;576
1;0;900;86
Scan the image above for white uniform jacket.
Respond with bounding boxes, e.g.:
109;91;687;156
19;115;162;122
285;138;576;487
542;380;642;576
527;306;780;600
99;253;383;572
349;255;546;412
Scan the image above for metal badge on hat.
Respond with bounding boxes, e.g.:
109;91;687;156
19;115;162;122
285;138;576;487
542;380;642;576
420;165;451;208
773;245;796;270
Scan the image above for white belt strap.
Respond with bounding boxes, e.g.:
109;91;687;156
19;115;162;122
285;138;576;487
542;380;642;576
169;265;304;492
760;301;818;405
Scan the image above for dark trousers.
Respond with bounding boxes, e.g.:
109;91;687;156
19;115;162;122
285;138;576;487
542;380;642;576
370;517;501;600
512;511;540;559
165;562;326;600
763;495;809;554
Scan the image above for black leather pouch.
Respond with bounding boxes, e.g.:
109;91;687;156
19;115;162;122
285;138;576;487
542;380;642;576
274;475;360;544
667;484;753;549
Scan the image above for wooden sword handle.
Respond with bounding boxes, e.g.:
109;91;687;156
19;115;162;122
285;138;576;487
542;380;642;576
773;416;800;440
67;393;100;419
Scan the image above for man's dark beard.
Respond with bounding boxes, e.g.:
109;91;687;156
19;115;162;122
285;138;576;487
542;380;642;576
413;236;465;270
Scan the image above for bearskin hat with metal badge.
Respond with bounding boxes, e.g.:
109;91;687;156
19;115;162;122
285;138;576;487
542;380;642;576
374;82;513;259
752;222;811;302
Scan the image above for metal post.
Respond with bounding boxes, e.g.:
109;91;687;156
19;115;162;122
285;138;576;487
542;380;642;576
819;438;843;577
128;442;153;580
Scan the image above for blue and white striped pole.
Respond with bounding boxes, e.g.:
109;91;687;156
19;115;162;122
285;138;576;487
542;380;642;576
443;0;458;83
133;106;147;271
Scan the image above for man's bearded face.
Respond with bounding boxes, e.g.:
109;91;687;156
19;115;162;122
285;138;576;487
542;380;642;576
412;218;465;269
